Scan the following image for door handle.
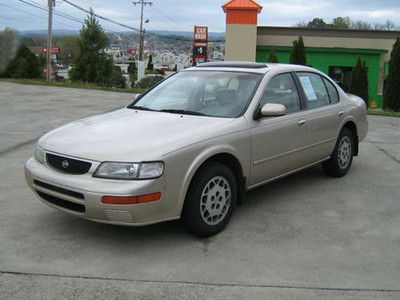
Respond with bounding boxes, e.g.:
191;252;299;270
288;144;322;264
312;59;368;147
298;119;306;126
338;111;345;116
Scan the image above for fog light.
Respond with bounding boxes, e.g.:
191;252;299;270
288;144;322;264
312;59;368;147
102;192;161;205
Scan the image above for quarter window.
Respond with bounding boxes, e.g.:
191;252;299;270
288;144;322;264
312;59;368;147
297;73;330;108
260;73;301;114
323;78;340;103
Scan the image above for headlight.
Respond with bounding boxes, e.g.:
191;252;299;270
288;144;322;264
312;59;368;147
94;162;164;180
34;143;45;164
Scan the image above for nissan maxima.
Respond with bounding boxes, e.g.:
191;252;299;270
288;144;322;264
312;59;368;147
25;62;368;236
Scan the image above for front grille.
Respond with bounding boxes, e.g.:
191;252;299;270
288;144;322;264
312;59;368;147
36;190;86;213
33;180;84;200
46;153;92;175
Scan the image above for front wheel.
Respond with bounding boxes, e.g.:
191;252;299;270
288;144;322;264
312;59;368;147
322;128;354;177
181;162;237;237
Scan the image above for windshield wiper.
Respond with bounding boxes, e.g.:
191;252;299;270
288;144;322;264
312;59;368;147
129;105;158;112
160;109;207;116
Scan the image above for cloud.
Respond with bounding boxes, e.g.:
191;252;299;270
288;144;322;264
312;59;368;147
0;0;399;32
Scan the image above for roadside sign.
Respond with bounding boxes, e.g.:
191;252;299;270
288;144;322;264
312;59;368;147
194;26;208;42
42;47;60;54
193;25;208;65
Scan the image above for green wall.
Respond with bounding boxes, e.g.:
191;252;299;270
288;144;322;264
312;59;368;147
256;46;387;107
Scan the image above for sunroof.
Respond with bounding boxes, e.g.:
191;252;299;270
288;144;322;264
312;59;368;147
196;62;269;69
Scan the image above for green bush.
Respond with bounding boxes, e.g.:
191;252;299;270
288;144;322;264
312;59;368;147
147;54;154;71
135;75;164;89
128;62;138;87
349;57;369;106
268;49;278;63
4;44;44;79
290;36;306;65
108;66;126;89
383;37;400;111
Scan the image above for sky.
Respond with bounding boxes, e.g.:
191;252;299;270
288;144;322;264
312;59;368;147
0;0;399;33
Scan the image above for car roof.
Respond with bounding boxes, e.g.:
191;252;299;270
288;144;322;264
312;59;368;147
185;61;316;74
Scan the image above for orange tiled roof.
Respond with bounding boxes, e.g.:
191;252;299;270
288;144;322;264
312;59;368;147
222;0;263;12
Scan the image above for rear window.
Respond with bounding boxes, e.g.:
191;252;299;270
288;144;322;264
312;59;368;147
323;78;340;103
297;72;330;109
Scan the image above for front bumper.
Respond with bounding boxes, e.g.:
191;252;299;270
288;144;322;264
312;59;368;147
24;157;179;225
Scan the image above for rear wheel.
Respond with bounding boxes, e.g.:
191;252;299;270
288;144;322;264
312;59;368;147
322;128;354;177
182;162;237;237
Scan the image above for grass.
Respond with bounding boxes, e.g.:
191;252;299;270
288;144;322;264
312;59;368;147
368;109;400;118
0;78;145;94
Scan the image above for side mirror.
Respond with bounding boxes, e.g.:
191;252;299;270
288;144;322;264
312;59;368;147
260;103;286;117
134;94;141;101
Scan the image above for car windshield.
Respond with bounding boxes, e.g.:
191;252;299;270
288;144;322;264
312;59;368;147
130;71;262;118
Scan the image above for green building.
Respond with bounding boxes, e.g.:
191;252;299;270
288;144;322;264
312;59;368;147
222;0;400;108
256;27;399;107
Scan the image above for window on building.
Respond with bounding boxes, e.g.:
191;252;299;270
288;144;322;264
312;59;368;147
260;73;301;113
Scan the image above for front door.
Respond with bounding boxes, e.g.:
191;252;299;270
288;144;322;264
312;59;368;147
249;73;309;186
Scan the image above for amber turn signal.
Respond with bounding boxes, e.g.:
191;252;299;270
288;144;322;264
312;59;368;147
102;192;161;205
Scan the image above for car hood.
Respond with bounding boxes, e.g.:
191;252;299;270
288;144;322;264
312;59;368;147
39;108;237;162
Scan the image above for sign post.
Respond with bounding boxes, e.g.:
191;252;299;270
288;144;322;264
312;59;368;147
193;25;208;66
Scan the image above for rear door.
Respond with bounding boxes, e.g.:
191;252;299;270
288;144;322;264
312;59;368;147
249;73;309;186
295;72;345;163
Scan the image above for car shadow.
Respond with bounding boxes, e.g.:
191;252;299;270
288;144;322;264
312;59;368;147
40;164;332;243
243;165;327;207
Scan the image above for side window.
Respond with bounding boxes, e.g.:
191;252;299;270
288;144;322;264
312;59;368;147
297;73;330;109
323;78;340;103
260;73;301;114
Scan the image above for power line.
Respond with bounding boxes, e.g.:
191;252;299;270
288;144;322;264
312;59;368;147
0;1;47;20
22;0;224;43
16;0;121;34
20;0;85;24
0;14;36;23
152;3;188;32
62;0;140;32
62;0;194;42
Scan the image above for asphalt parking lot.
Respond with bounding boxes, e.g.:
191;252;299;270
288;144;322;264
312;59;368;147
0;82;399;299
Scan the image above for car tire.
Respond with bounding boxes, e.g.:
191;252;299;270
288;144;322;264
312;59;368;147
322;128;355;177
181;162;237;237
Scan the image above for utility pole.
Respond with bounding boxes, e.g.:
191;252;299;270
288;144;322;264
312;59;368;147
46;0;55;81
132;0;152;61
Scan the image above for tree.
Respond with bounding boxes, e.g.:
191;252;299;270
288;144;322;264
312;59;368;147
295;21;307;28
290;36;306;65
109;66;126;88
70;10;121;86
332;17;351;29
59;36;79;66
0;27;17;75
362;61;369;104
4;44;43;79
294;17;397;31
307;18;327;29
384;20;395;31
351;20;372;30
383;37;400;111
268;49;278;63
349;57;369;106
127;60;138;87
147;54;154;70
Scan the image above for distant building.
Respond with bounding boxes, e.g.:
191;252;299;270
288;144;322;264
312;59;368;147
222;0;400;107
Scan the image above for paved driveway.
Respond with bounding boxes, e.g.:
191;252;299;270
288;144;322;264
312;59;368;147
0;82;399;299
